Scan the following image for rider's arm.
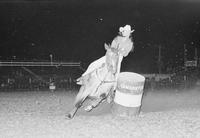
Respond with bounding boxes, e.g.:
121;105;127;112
119;39;133;57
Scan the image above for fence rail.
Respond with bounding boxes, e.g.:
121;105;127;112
0;61;81;67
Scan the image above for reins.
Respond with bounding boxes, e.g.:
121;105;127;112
95;69;116;84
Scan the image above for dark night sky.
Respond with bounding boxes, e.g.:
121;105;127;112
0;0;200;73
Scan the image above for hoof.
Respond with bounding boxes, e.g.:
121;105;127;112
65;113;73;120
84;105;93;112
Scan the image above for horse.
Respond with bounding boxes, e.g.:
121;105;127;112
66;44;119;119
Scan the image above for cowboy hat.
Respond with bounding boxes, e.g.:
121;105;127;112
119;25;134;33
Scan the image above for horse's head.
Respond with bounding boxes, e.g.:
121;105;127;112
104;43;119;74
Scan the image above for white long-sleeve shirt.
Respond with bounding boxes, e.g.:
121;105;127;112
111;36;133;57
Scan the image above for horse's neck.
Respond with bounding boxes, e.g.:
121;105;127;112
98;64;108;76
97;64;115;81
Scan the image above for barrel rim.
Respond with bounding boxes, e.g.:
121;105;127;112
118;72;145;82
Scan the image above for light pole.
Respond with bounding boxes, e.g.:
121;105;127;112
158;44;162;74
183;44;187;88
50;54;53;65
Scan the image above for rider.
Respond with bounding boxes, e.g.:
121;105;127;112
110;24;134;76
77;25;134;85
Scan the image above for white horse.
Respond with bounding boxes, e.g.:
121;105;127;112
66;44;119;119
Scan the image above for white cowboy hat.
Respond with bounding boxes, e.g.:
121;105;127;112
119;25;134;33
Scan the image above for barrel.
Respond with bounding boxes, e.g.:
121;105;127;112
111;72;145;118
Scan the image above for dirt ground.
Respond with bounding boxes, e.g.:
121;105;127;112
0;88;200;138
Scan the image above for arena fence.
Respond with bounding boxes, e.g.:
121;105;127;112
0;61;83;91
0;61;199;91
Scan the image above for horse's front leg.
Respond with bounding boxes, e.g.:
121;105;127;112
65;86;87;119
84;93;107;112
65;107;79;119
66;97;88;119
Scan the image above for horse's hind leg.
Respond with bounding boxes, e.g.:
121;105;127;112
107;86;115;103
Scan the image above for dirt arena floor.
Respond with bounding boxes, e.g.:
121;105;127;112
0;88;200;138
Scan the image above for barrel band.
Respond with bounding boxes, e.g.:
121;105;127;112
114;90;143;107
117;81;145;86
117;84;144;95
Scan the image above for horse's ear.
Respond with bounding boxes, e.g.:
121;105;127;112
104;43;110;50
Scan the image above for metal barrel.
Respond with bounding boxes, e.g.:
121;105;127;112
111;72;145;117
